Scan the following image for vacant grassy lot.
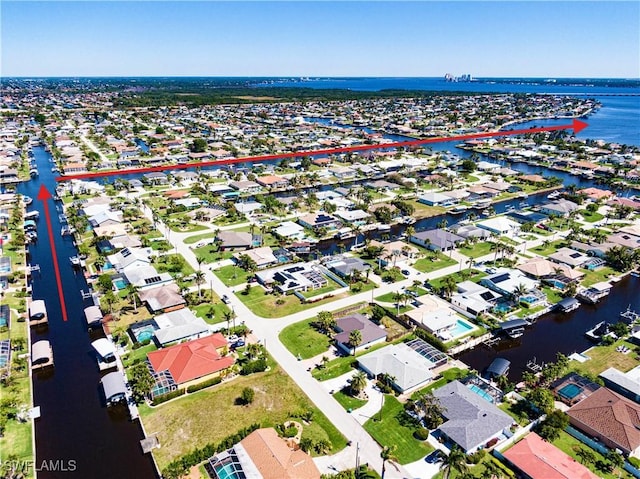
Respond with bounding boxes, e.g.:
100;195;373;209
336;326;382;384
571;340;639;377
237;286;351;318
578;266;617;287
214;264;252;287
551;430;633;479
140;365;346;469
279;318;331;359
413;254;457;273
530;239;567;256
457;241;494;259
363;395;433;464
579;209;604;223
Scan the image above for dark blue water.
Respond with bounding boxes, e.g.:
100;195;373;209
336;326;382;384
135;138;150;153
269;78;640;147
21;147;157;479
459;275;640;383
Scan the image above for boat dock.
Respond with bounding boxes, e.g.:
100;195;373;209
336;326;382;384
577;281;612;304
28;299;48;327
620;305;640;324
525;357;546;373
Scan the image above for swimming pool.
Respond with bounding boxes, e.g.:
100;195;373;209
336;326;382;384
493;302;511;314
558;383;583;401
113;278;127;290
131;324;157;343
214;463;240;479
450;319;474;338
468;384;494;403
520;296;538;304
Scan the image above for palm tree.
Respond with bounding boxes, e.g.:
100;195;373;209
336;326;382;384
406;226;416;239
196;255;205;271
126;283;139;313
392;291;404;316
513;283;528;302
575;447;596;466
349;329;362;356
439;445;469;479
194;271;205;300
380;445;398;479
349;370;367;397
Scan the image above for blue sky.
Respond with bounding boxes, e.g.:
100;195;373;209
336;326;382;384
2;1;639;77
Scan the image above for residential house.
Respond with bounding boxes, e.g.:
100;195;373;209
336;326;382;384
480;268;539;299
229;180;262;193
540;199;579;217
298;213;341;232
273;221;306;241
147;334;234;392
477;217;521;236
418;191;455;207
547;247;590;268
410;229;464;251
204;428;320;479
567;387;640;457
107;247;153;273
122;265;173;290
256;175;288;189
450;281;501;318
217;231;253;250
334;313;387;354
600;366;640;404
358;339;447;393
368;240;419;267
502;432;599;479
433;380;514;453
234;246;278;269
255;263;328;294
325;257;370;279
152;309;211;346
138;284;186;313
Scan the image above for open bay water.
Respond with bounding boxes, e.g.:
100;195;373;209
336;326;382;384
263;77;640;147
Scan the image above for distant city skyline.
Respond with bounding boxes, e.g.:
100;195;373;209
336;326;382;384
2;1;639;78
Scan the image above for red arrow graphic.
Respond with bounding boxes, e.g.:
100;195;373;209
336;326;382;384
37;184;68;322
55;118;588;182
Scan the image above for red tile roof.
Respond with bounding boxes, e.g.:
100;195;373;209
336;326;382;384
567;387;640;454
147;334;233;384
503;433;599;479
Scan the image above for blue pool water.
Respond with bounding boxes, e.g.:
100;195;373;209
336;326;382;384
132;325;156;343
451;319;474;338
494;302;511;313
215;464;239;479
558;383;583;400
113;278;127;290
520;296;537;304
468;384;494;403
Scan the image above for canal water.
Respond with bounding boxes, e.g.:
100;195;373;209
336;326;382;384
20;147;157;478
458;274;640;383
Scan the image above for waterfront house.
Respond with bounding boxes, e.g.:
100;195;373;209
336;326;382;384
147;334;234;390
107;247;153;273
599;366;640;404
234;200;263;216
449;224;492;240
547;247;590;268
480;268;539;298
477;217;521;236
297;213;341;232
273;221;306;241
418;191;455;207
152;308;211;346
410;229;464;251
334;209;370;225
566;387;640;457
143;172;168;185
256;175;288;189
433;380;514;453
516;257;584;283
540;199;579;217
502;432;599;479
357;340;444;394
334;313;387;354
330;166;356;179
368;240;419;267
229;180;261;194
204;427;320;479
450;281;501;318
404;296;462;339
122;265;173;290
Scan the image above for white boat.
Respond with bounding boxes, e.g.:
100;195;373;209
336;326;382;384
547;191;561;200
22;196;33;205
25;211;39;220
450;205;468;214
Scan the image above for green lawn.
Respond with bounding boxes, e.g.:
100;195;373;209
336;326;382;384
542;286;563;304
570;339;639;377
579;209;604;223
457;241;494;259
192;299;231;325
363;395;433;464
140;364;347;469
214;264;252;287
122;343;157;368
410;367;468;398
279;318;331;359
153;253;196;278
530;239;567;256
578;266;617;287
312;356;359;381
333;389;368;411
237;286;350;318
429;270;486;290
413;254;458;273
184;232;217;245
551;430;633;479
192;244;234;264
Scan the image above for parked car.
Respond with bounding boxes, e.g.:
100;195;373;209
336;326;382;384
425;450;446;464
222;295;230;304
401;269;411;276
235;339;245;347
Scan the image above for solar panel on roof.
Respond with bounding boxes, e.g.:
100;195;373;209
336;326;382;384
121;248;132;257
490;273;510;284
144;276;162;284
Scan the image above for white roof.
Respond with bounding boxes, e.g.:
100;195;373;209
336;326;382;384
91;338;116;359
153;309;210;345
477;216;521;233
358;343;434;393
274;221;304;238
